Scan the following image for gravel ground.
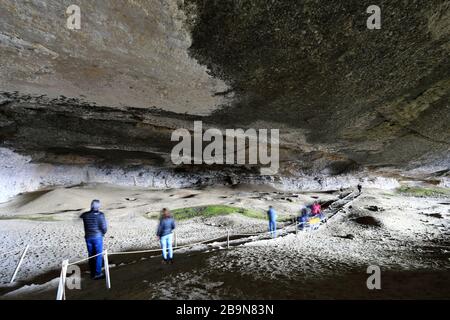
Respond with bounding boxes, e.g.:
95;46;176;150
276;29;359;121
0;183;320;284
1;185;449;299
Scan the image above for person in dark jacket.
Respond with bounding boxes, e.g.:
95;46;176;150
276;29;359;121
267;206;277;238
297;206;310;230
80;199;107;279
157;208;175;264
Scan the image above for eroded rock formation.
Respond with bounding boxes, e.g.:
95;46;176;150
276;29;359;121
0;0;449;200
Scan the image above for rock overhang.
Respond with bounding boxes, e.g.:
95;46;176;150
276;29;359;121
0;0;448;181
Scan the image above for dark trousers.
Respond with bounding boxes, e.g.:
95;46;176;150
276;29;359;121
86;237;103;277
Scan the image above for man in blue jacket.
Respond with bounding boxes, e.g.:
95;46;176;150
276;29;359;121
267;206;277;238
80;199;108;279
157;208;176;264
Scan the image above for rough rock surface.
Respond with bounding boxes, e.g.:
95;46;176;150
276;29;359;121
0;0;229;114
0;1;449;198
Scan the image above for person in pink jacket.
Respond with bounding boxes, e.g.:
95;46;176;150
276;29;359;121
311;201;322;215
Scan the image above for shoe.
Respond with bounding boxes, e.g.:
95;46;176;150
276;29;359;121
161;259;168;264
93;273;105;280
169;259;174;264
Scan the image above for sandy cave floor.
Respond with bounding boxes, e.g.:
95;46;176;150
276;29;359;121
0;184;449;299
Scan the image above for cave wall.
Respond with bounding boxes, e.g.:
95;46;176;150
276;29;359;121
0;0;449;198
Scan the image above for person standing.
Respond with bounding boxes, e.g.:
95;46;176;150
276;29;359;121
267;205;277;238
157;208;176;264
311;201;322;215
357;184;362;194
80;199;107;280
298;207;309;230
312;201;325;220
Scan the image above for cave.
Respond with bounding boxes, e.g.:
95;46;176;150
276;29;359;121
0;0;449;302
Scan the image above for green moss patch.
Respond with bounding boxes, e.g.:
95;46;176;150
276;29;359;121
145;204;291;222
397;186;450;198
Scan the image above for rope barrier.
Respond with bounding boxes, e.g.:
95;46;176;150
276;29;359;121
108;248;160;256
116;221;300;257
66;221;302;263
232;221;300;236
231;222;305;238
108;234;228;256
68;252;104;266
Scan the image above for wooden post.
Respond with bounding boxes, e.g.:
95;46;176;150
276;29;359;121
56;260;69;300
10;245;29;283
227;230;230;249
174;231;177;248
103;250;111;289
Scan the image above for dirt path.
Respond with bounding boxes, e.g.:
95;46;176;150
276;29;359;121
4;244;450;300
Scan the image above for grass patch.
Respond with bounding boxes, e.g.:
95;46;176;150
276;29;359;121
397;186;450;198
0;215;58;222
145;204;292;222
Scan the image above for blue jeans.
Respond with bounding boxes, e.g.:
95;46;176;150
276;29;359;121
269;220;277;237
160;233;173;260
86;237;103;277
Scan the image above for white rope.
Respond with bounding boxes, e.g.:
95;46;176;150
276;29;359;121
108;248;161;256
69;222;297;261
68;251;104;266
66;233;231;261
24;241;87;250
173;234;226;249
109;234;228;256
229;221;300;238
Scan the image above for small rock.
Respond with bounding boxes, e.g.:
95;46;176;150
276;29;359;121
366;205;383;212
422;213;443;219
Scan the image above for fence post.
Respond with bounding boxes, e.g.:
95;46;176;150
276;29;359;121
10;244;29;283
174;231;177;248
227;230;230;249
56;259;69;300
103;250;111;289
